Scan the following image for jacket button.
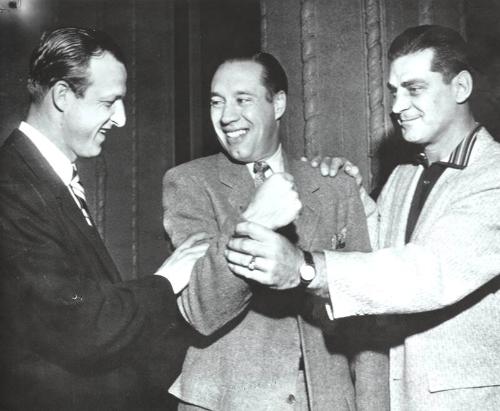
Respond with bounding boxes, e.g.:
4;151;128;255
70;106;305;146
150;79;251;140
287;394;296;404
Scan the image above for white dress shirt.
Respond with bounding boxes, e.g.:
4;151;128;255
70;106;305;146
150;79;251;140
246;144;285;179
19;121;81;209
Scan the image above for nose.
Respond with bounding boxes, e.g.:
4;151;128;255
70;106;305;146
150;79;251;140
220;102;239;125
391;91;410;115
111;100;126;128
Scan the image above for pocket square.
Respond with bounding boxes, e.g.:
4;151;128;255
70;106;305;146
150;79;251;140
331;227;347;249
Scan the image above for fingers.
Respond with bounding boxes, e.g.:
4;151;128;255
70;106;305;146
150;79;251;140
343;162;363;186
310;154;322;167
317;156;331;176
228;262;271;284
325;157;345;176
233;221;276;242
225;249;256;268
227;234;270;258
309;155;362;185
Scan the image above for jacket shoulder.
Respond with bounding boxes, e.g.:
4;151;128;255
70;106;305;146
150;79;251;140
163;153;220;182
289;157;358;198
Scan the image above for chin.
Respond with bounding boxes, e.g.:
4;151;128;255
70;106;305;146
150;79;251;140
226;148;247;163
401;132;421;144
81;147;103;158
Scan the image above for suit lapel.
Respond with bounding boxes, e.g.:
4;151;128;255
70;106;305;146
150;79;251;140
284;153;321;250
411;129;494;241
11;130;120;282
216;151;320;249
217;153;255;213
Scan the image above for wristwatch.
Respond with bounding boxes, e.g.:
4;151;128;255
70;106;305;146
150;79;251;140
299;250;316;287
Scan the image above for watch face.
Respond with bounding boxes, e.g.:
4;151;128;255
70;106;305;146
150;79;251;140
300;264;316;282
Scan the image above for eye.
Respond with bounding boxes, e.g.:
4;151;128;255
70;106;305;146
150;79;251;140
210;98;224;108
408;87;423;96
237;96;252;105
101;100;114;108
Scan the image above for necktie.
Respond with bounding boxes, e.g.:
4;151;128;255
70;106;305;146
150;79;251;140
69;165;93;226
253;161;271;187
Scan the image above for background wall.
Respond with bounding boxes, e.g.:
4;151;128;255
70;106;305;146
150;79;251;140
1;0;499;279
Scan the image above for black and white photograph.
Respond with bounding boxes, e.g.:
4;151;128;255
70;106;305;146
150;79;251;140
1;0;499;410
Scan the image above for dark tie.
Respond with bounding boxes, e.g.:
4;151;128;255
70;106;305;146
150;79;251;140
69;165;93;226
253;161;271;187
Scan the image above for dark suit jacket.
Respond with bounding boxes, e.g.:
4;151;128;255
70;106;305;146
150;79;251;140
163;152;389;410
0;130;184;411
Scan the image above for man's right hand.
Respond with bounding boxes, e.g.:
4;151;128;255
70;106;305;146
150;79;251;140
302;155;363;187
155;232;210;294
242;172;302;230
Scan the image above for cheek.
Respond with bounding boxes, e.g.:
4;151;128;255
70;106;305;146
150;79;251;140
210;109;222;125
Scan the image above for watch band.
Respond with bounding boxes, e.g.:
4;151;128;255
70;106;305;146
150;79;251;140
303;250;315;267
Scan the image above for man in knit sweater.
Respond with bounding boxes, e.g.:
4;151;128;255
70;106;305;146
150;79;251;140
226;25;500;410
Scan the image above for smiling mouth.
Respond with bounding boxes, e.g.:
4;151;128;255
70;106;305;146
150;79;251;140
398;116;420;125
224;129;249;141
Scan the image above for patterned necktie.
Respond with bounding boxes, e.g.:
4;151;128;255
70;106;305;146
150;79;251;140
69;165;93;226
253;161;271;187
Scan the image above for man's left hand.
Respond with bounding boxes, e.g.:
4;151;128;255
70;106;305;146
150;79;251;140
301;155;363;187
225;221;303;290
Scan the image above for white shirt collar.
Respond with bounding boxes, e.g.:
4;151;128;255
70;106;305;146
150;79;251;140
19;121;74;185
246;144;284;179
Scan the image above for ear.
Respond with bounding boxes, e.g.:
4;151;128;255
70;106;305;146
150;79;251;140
51;80;73;112
273;91;287;121
452;70;473;104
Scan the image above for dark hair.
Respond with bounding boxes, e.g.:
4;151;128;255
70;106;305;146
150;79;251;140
28;27;126;103
388;25;471;84
222;52;288;100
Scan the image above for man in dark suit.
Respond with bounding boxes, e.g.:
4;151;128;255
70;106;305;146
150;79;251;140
163;53;388;410
0;27;208;410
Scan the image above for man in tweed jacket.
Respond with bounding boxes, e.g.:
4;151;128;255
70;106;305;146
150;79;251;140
228;26;500;410
163;53;388;410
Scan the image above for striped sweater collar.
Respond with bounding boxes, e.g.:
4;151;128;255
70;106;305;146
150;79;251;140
416;124;482;169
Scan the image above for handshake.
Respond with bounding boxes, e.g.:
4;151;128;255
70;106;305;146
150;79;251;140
242;172;302;230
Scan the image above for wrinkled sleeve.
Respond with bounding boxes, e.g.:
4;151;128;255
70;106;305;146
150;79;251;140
162;168;252;336
0;179;180;371
326;178;500;318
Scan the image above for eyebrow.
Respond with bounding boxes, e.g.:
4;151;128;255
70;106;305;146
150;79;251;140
210;90;257;98
387;79;428;91
401;79;427;88
99;94;125;102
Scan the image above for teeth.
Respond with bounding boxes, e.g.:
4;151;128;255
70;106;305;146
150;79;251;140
226;129;247;138
400;116;419;123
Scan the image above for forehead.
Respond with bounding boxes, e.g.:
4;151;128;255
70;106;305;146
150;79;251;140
211;61;264;93
85;52;127;95
389;48;438;84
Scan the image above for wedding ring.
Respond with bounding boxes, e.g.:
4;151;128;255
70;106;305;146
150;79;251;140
248;256;256;271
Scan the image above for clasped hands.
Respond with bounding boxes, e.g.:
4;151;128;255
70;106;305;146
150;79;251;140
225;173;304;289
224;157;362;290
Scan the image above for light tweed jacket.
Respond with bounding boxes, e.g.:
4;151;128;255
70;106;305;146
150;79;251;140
163;151;389;411
325;127;500;410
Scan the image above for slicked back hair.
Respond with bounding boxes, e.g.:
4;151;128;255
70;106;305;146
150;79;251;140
388;25;471;84
221;52;288;101
28;27;126;104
